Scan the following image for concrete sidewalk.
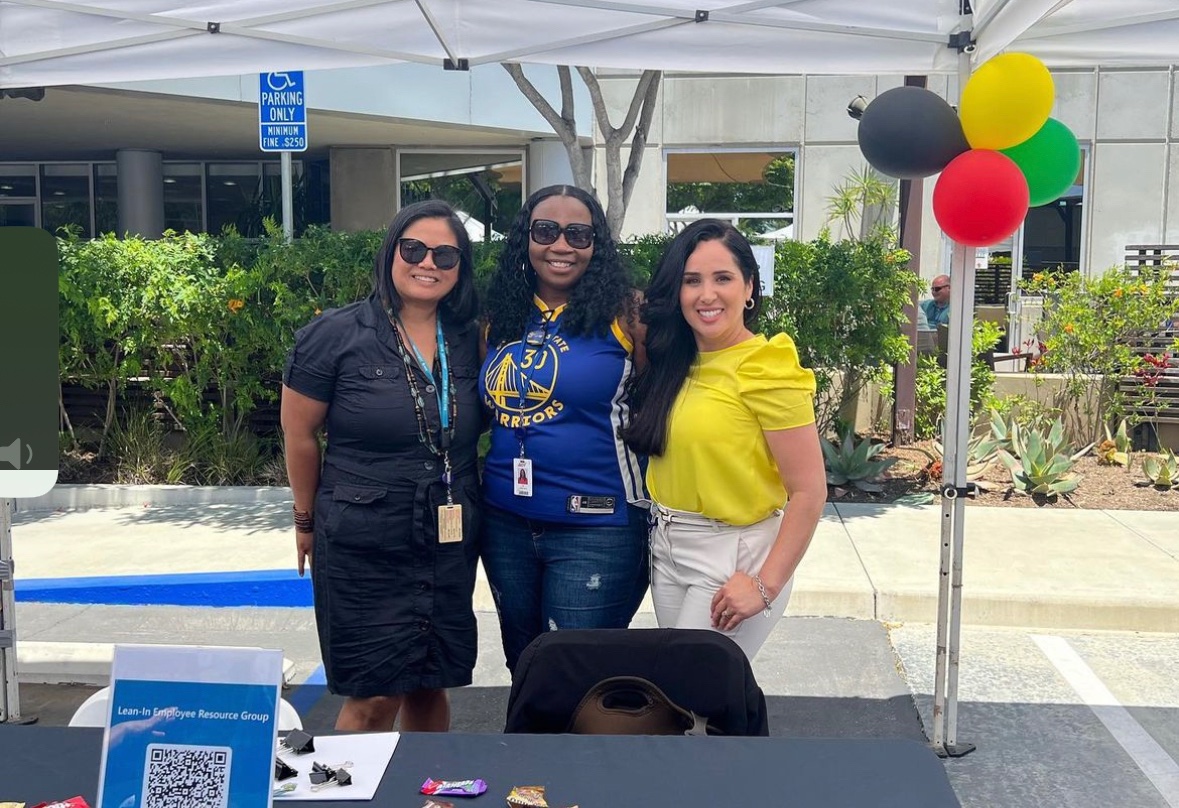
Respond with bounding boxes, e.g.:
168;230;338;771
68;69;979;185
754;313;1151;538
10;485;1179;635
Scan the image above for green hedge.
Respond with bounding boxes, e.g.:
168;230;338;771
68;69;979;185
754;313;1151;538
58;227;912;453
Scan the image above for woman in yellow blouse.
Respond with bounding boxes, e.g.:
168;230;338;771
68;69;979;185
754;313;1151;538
621;219;826;660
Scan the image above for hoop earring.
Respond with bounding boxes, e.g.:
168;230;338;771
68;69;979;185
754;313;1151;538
745;298;755;310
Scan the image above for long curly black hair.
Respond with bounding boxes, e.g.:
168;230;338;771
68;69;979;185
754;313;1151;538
485;185;632;348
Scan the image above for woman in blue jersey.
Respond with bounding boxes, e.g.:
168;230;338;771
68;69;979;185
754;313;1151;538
480;184;648;673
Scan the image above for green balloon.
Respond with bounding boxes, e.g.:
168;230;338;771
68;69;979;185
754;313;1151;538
1001;118;1081;207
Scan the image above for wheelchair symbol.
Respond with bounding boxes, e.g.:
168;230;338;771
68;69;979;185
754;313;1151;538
266;72;296;91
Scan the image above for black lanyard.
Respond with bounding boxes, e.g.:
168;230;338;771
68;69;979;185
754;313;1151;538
513;308;558;457
386;310;458;501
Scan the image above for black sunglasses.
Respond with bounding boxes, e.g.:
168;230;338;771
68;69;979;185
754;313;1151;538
530;219;595;250
931;284;949;292
398;238;461;270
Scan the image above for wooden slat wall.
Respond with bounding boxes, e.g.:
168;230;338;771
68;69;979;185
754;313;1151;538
1122;246;1179;424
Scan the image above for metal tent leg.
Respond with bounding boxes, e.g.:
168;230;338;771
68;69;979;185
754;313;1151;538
930;242;976;759
1;498;23;723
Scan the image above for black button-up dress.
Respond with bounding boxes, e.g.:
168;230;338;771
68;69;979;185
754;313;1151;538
284;295;482;696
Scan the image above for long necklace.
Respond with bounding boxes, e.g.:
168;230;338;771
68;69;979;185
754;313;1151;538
386;309;459;509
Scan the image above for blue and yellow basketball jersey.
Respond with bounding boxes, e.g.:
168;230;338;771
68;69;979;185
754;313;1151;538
480;297;644;526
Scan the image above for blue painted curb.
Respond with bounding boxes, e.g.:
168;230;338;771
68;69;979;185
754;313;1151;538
15;569;314;608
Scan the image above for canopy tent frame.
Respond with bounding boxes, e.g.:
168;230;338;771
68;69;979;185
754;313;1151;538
2;0;1176;753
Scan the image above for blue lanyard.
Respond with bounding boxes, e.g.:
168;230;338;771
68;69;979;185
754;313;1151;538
397;316;450;432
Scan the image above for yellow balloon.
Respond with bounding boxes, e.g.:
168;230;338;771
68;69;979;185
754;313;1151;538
960;53;1054;151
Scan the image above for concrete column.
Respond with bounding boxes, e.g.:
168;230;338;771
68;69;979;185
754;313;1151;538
115;149;164;238
527;139;576;193
330;148;396;232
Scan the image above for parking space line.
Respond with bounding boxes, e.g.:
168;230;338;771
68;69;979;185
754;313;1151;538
1033;634;1179;807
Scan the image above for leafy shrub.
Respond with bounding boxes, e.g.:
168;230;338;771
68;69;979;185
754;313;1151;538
912;320;1003;440
761;236;917;436
1021;266;1178;443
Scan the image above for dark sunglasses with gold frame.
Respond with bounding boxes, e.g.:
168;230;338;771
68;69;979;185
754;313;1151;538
529;219;595;250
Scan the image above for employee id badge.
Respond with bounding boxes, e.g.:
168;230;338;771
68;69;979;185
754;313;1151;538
438;504;463;543
513;457;534;497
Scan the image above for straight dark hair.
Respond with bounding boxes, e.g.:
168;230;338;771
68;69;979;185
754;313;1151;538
620;219;762;457
484;184;631;348
372;199;478;325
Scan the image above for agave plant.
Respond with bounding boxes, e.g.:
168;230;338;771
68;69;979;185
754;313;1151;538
1142;450;1179;490
932;431;998;481
822;430;898;493
1095;419;1131;467
997;417;1091;497
976;409;1019;460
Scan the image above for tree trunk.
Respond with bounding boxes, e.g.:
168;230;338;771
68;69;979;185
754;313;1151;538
505;64;662;240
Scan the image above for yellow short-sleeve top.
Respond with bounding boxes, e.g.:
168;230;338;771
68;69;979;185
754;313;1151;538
645;333;817;525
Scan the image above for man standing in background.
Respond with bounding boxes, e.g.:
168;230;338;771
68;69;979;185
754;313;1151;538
920;275;951;328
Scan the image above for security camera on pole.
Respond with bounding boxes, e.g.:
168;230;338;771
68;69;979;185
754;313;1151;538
259;71;309;241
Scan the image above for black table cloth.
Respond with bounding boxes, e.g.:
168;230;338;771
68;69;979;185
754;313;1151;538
0;725;960;807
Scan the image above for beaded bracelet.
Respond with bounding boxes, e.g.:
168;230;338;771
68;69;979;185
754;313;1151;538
293;506;315;534
752;574;773;616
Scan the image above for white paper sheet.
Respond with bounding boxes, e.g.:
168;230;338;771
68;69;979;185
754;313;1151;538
275;732;400;801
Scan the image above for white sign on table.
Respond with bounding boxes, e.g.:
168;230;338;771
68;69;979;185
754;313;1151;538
97;644;283;808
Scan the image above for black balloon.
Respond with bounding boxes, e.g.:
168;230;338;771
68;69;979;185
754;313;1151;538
857;86;969;180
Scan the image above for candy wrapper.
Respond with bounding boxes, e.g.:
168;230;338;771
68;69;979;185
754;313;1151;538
506;786;548;807
31;800;91;808
422;801;455;808
420;778;488;797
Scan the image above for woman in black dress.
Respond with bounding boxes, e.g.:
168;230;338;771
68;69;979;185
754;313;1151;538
281;200;482;732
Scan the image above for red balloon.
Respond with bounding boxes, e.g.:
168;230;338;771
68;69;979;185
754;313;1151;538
933;150;1030;247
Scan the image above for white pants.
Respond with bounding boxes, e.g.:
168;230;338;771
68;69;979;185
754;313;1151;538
648;502;794;661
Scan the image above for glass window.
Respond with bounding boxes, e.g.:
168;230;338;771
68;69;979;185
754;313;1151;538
207;163;262;236
399;151;524;241
1021;148;1085;277
666;151;796;239
94;164;118;236
0;165;37;199
163;163;203;234
40;164;92;238
0;203;36;227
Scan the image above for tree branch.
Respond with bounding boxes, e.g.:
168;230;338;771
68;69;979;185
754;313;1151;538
504;62;591;191
503;63;573;145
621;71;661;211
576;65;618;140
618;70;659;141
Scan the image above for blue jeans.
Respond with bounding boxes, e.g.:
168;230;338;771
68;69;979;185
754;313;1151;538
481;503;650;673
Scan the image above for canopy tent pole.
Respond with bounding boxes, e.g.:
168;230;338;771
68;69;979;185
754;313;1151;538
930;33;977;759
0;498;20;723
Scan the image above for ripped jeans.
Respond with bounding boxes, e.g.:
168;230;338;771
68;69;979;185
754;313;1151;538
480;503;649;673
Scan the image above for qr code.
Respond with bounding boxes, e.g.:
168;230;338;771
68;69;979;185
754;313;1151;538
141;743;232;808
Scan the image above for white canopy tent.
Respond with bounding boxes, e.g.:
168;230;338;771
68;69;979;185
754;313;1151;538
0;1;1177;86
1;0;1175;753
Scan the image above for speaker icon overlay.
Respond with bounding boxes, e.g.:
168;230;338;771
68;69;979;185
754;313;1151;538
0;439;33;470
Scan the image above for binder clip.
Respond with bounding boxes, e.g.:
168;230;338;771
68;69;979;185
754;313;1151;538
274;757;298;782
309;761;354;792
277;729;315;755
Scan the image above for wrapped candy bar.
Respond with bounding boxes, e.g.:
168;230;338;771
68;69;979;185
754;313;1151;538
420;778;488;797
422;801;455;808
506;785;548;807
31;800;91;808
